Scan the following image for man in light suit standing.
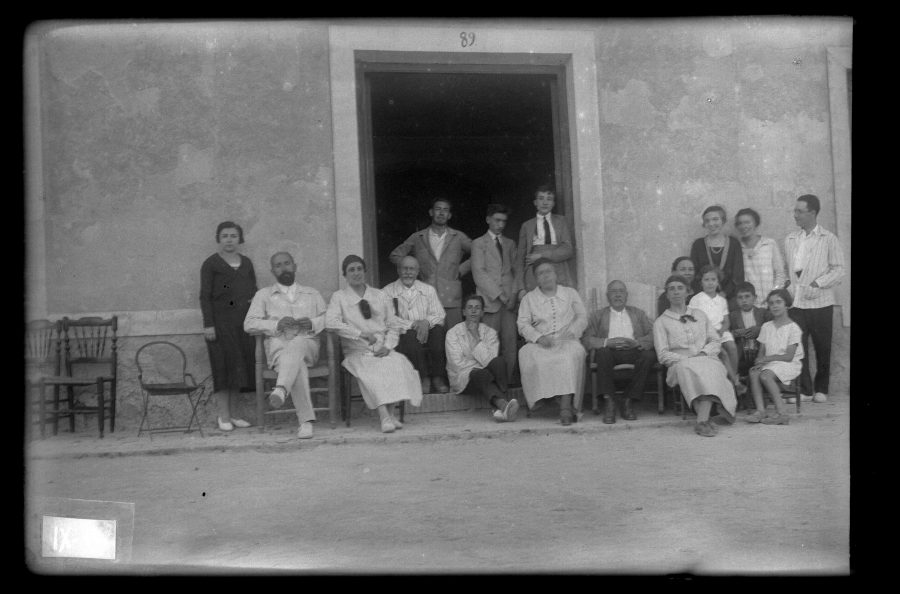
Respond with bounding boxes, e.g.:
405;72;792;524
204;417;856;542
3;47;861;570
389;197;472;329
471;203;519;379
515;184;576;300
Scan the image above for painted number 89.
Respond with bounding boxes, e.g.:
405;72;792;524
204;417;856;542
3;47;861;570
459;32;476;48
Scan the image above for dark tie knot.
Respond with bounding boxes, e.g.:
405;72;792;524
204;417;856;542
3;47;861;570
679;314;696;324
359;299;372;320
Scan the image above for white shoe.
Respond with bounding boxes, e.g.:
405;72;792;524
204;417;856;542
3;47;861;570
217;417;234;431
813;392;828;403
381;418;396;433
391;416;403;429
297;422;314;439
231;417;251;428
492;409;507;422
503;399;519;422
268;386;286;409
800;394;814;402
784;397;796;404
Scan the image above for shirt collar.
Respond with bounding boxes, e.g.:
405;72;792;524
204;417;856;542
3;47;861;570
662;307;695;321
343;285;372;305
487;230;503;241
272;282;315;295
536;286;569;304
393;279;423;294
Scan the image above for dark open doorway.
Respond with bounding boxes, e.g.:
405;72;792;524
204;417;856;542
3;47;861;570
359;68;571;291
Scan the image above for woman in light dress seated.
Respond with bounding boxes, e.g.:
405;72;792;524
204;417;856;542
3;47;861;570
325;255;423;433
653;274;737;437
516;259;588;426
744;288;804;426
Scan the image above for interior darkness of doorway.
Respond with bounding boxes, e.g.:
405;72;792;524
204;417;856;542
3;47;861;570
369;72;558;291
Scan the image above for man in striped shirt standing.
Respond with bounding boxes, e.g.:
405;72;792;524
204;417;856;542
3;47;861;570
784;194;846;403
383;255;449;394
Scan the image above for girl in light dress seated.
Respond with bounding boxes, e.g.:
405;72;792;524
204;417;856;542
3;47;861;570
744;288;804;426
325;255;423;433
688;265;744;396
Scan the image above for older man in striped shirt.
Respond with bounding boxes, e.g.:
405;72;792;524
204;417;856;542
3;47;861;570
784;194;845;403
383;255;449;394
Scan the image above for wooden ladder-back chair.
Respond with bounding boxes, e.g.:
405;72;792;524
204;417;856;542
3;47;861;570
41;316;118;438
586;283;667;415
254;331;340;431
26;319;62;439
135;341;210;437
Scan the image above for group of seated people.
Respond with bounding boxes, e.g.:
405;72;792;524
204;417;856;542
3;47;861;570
228;189;842;440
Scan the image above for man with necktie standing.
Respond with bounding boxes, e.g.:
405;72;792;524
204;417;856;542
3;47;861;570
515;184;576;300
471;203;520;380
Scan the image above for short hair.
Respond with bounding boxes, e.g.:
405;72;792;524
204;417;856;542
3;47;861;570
486;203;510;217
430;197;453;211
534;184;556;197
671;256;695;272
463;294;485;309
797;194;820;215
766;288;793;308
701;205;728;223
397;255;419;269
341;254;366;275
664;274;690;290
606;280;627;292
532;258;555;272
735;281;757;296
735;207;761;227
269;251;294;267
698;264;722;282
216;221;244;243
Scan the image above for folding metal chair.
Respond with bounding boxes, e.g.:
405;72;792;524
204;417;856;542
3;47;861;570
135;341;209;437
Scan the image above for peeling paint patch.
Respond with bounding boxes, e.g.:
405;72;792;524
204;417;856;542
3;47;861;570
702;31;733;57
173;144;214;187
742;64;764;82
601;79;659;128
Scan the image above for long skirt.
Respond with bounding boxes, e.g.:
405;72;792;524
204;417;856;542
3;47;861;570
518;339;586;409
666;355;737;419
342;351;423;409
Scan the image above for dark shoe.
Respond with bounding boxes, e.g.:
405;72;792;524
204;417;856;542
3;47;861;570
744;410;766;423
761;413;790;425
602;396;616;424
432;377;449;394
694;421;716;437
560;410;574;426
622;398;637;421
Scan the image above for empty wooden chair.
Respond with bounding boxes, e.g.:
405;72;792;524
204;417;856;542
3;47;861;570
41;316;118;438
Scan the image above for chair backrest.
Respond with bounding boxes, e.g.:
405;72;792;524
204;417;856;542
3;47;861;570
135;341;189;386
589;282;660;321
62;316;118;377
25;319;61;379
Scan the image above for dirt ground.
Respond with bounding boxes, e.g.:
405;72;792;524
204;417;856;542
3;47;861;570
25;402;849;575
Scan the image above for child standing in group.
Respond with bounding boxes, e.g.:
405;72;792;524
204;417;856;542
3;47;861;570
745;288;804;425
689;265;743;395
729;281;772;379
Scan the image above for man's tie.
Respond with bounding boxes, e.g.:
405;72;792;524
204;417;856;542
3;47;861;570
495;236;503;258
543;217;552;245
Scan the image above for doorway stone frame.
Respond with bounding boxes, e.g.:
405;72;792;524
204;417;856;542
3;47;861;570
328;24;607;296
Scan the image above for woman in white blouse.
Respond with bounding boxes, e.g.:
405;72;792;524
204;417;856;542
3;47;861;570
445;294;519;422
325;255;423;433
735;208;787;308
653;274;737;437
517;259;588;426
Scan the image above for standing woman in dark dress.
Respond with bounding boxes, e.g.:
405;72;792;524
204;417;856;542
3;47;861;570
200;221;258;431
689;205;744;307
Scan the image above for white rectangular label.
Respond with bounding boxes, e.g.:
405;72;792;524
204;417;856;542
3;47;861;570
41;516;117;560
